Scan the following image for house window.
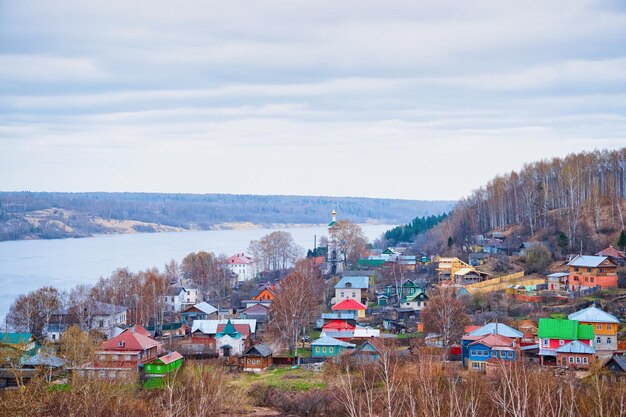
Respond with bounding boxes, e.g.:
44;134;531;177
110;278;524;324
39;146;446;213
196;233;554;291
596;324;602;330
583;357;588;364
470;349;476;356
569;357;574;363
607;324;612;330
507;352;513;358
352;292;356;298
543;339;549;346
315;347;320;353
329;347;334;353
472;363;480;369
587;268;592;273
322;347;327;353
576;357;581;364
574;267;579;272
597;337;602;344
590;277;594;283
340;292;344;297
559;340;564;346
607;337;612;344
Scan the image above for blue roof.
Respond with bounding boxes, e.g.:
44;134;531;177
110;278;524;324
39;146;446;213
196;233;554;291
555;340;595;354
21;352;66;368
312;335;355;348
335;276;369;289
467;323;524;338
568;255;609;268
568;305;619;324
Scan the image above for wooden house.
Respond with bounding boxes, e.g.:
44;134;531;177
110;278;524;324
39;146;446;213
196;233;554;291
332;298;367;318
602;355;626;382
353;339;384;363
252;284;276;302
312;335;355;358
465;334;517;372
144;351;184;388
240;344;273;372
181;302;218;325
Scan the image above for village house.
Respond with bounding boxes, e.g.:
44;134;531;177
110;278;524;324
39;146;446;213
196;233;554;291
567;255;618;289
400;290;429;311
352;339;385;363
538;318;594;366
332;298;367;318
240;344;273;372
252;284;276;302
190;319;256;353
334;275;369;305
465;334;517;372
143;351;183;388
462;323;523;368
226;253;257;282
78;328;162;381
547;272;570;291
595;245;626;265
555;340;595;369
47;300;128;341
311;335;355;358
568;305;619;357
181;301;218;325
0;333;38;356
239;303;270;324
602;355;626;382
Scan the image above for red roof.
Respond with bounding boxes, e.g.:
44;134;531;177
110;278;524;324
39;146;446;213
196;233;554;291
132;325;152;338
469;333;515;348
226;253;255;265
332;298;367;311
464;325;481;334
157;351;183;365
216;323;251;338
323;320;356;331
102;329;160;352
596;245;626;259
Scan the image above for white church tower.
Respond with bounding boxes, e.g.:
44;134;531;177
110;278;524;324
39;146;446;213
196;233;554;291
326;209;345;275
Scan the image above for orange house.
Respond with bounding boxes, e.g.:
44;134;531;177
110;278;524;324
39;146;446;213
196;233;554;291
567;255;618;289
252;284;276;301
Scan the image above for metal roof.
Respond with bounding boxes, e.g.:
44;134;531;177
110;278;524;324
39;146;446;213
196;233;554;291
567;255;609;268
568;305;619;324
191;319;257;334
245;344;273;357
321;330;354;339
312;335;355;348
555;340;595;354
335;276;369;289
537;318;594;340
467;323;524;339
548;272;569;278
186;302;218;315
21;352;65;368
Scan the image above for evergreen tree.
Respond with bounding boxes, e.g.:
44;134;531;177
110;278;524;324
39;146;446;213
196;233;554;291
447;236;454;248
618;230;626;251
557;231;569;249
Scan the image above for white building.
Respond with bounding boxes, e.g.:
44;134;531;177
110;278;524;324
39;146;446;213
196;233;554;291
226;253;257;282
326;209;346;275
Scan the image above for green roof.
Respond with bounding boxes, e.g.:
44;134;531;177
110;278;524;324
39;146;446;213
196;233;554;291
216;319;241;339
537;319;594;340
328;220;337;227
0;333;34;345
358;258;386;267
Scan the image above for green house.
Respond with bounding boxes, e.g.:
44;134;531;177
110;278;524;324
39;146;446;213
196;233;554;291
144;351;184;388
311;335;355;358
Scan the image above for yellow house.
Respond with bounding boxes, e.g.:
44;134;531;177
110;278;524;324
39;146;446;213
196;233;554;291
568;305;619;357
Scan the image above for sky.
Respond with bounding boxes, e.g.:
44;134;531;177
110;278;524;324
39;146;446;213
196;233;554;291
1;0;625;201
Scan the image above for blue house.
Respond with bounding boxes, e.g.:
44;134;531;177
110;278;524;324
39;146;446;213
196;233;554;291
465;334;517;371
353;339;384;363
311;335;355;358
461;323;523;367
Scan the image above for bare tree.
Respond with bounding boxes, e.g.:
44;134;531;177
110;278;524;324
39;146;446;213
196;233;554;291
420;287;470;357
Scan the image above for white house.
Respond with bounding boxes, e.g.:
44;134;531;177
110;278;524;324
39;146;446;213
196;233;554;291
162;287;186;312
226;253;257;282
334;275;369;305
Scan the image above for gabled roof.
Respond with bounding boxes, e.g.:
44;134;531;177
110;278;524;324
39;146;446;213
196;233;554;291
335;276;369;289
242;303;270;314
191;319;257;335
595;246;626;259
184;302;218;315
0;333;35;345
156;351;183;365
467;323;524;339
356;338;384;353
102;328;160;351
132;325;152;338
568;305;619;324
332;298;367;311
606;355;626;372
217;322;249;338
21;351;65;368
568;255;614;268
91;301;127;316
312;335;355;348
537;318;594;340
322;320;356;331
166;286;187;297
555;340;595;354
226;253;255;265
216;319;242;339
469;333;515;348
245;344;273;357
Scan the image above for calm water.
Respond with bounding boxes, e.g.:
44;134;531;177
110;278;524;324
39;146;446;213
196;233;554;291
0;224;392;321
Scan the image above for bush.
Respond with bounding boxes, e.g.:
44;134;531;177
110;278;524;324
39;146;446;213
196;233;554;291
524;244;552;275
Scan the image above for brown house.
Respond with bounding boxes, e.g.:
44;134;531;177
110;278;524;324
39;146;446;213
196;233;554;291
240;344;273;372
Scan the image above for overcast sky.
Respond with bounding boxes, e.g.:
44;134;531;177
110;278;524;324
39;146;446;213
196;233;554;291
1;1;625;201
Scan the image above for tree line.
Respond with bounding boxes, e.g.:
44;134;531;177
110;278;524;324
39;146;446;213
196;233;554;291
443;148;626;251
383;213;449;244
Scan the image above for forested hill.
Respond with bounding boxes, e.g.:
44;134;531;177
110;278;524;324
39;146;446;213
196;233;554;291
0;192;455;241
438;148;626;254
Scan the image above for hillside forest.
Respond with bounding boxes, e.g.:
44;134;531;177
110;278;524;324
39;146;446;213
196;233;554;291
437;148;626;255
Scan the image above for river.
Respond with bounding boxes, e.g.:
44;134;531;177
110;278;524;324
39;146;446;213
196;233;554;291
0;224;392;322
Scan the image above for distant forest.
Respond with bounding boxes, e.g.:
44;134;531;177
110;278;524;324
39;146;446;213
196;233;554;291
383;213;449;244
0;192;455;241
